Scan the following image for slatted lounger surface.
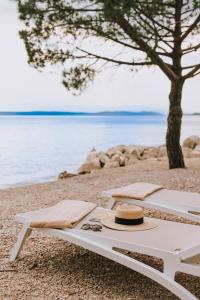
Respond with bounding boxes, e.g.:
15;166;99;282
102;188;200;222
10;205;200;300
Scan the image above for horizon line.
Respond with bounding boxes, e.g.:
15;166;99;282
0;110;164;115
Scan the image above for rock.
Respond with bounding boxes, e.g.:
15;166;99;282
183;136;200;149
98;152;110;166
107;150;122;158
78;148;102;173
78;159;101;174
111;161;120;168
126;145;144;159
194;145;200;152
111;154;121;163
78;143;170;173
142;147;159;159
86;149;98;161
103;162;111;168
107;144;126;153
119;155;127;167
106;145;126;157
104;161;120;168
58;171;77;179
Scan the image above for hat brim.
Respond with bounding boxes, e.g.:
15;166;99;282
101;212;159;231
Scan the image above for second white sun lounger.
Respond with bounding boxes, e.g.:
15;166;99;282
10;204;200;300
102;188;200;222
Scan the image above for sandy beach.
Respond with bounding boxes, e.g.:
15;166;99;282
1;157;200;299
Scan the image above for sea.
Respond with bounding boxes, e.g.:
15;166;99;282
0;115;199;189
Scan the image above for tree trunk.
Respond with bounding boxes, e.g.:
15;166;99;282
166;80;185;169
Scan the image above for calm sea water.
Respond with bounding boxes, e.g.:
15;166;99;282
0;115;199;189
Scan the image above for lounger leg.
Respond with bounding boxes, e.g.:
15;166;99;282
163;260;177;279
22;225;198;300
108;248;197;300
65;230;198;300
106;198;116;209
10;224;32;261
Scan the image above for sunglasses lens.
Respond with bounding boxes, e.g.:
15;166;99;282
81;223;91;230
91;224;102;232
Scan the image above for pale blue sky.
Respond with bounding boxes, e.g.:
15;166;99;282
0;0;199;113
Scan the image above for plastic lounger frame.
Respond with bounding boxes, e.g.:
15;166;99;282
10;208;200;300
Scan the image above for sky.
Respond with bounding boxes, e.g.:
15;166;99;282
0;0;199;113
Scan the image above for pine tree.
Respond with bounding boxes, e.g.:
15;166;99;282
19;0;200;168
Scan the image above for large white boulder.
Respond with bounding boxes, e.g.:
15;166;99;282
183;136;200;149
78;158;101;174
126;145;145;160
86;149;98;161
106;145;126;157
119;155;128;167
104;161;120;168
111;154;121;163
98;152;110;166
142;147;159;159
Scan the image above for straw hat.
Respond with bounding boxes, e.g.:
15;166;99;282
101;204;159;231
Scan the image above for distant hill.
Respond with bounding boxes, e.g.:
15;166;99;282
0;110;163;116
184;113;200;116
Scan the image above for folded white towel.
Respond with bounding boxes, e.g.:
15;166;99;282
112;182;163;200
27;200;97;229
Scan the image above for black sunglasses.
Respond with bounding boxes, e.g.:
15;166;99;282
81;223;102;232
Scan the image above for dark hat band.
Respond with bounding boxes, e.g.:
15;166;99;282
115;216;144;225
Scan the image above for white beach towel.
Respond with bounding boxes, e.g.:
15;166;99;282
111;182;163;200
27;200;97;229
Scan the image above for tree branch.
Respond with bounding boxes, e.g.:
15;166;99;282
181;13;200;42
183;64;200;79
182;43;200;55
113;15;177;80
135;6;174;34
75;47;154;66
182;64;200;70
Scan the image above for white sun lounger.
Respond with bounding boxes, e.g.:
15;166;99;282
10;205;200;300
102;188;200;223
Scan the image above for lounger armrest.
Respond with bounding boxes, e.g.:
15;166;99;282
179;244;200;261
15;213;31;224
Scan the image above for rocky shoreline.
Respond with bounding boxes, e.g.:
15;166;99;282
59;135;200;177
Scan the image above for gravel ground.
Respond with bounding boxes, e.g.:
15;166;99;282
1;157;200;300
